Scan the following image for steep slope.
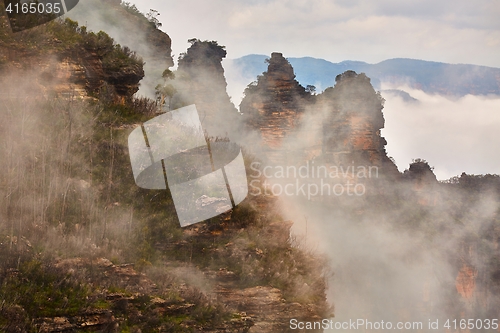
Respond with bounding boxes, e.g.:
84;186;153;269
0;9;331;332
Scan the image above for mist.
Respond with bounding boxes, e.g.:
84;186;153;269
260;127;500;331
66;0;174;98
222;58;254;111
279;185;499;331
3;3;499;328
224;57;500;180
0;68;141;266
231;59;500;330
382;86;500;180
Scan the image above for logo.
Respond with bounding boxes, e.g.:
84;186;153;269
128;105;248;227
4;0;80;33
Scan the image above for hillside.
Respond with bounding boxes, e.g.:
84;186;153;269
0;3;331;332
230;55;500;95
238;51;500;325
2;1;500;331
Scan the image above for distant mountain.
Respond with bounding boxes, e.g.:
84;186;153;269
229;55;500;96
382;89;419;103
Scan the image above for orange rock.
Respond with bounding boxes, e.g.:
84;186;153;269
455;263;478;299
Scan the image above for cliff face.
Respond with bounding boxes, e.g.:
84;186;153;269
241;52;312;159
59;43;144;101
320;71;388;165
0;0;177;102
0;16;144;102
240;53;398;177
66;0;174;97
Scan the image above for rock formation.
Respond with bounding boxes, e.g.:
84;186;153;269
319;71;392;167
403;159;439;205
65;0;174;97
240;52;313;162
240;53;399;178
173;39;240;140
0;0;177;102
0;17;145;102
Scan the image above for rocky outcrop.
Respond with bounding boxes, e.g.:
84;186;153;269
240;54;398;179
241;52;312;161
0;15;145;101
403;159;439;205
38;49;144;101
66;0;174;97
173;39;240;139
0;0;179;101
319;71;398;175
46;44;144;102
35;310;115;332
216;286;321;333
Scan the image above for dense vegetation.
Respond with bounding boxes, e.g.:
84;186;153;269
0;10;331;331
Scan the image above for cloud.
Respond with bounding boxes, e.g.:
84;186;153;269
382;86;500;180
129;0;500;68
68;0;499;180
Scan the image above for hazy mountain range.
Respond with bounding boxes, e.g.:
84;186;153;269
229;55;500;96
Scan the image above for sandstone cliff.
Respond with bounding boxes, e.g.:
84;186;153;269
240;52;313;162
66;0;174;97
240;53;398;178
0;16;144;102
319;71;391;167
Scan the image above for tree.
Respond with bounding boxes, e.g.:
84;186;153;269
156;69;176;111
146;9;162;28
162;69;175;80
306;85;316;95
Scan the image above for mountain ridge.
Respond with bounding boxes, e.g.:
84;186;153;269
229;55;500;96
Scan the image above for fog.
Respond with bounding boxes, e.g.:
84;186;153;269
280;186;499;331
382;86;500;180
224;59;500;180
223;58;254;111
265;112;500;329
66;0;174;98
226;58;500;329
3;2;499;328
0;69;138;265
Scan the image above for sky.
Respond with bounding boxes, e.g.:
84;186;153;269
125;0;500;180
129;0;500;67
69;0;500;178
61;0;500;320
